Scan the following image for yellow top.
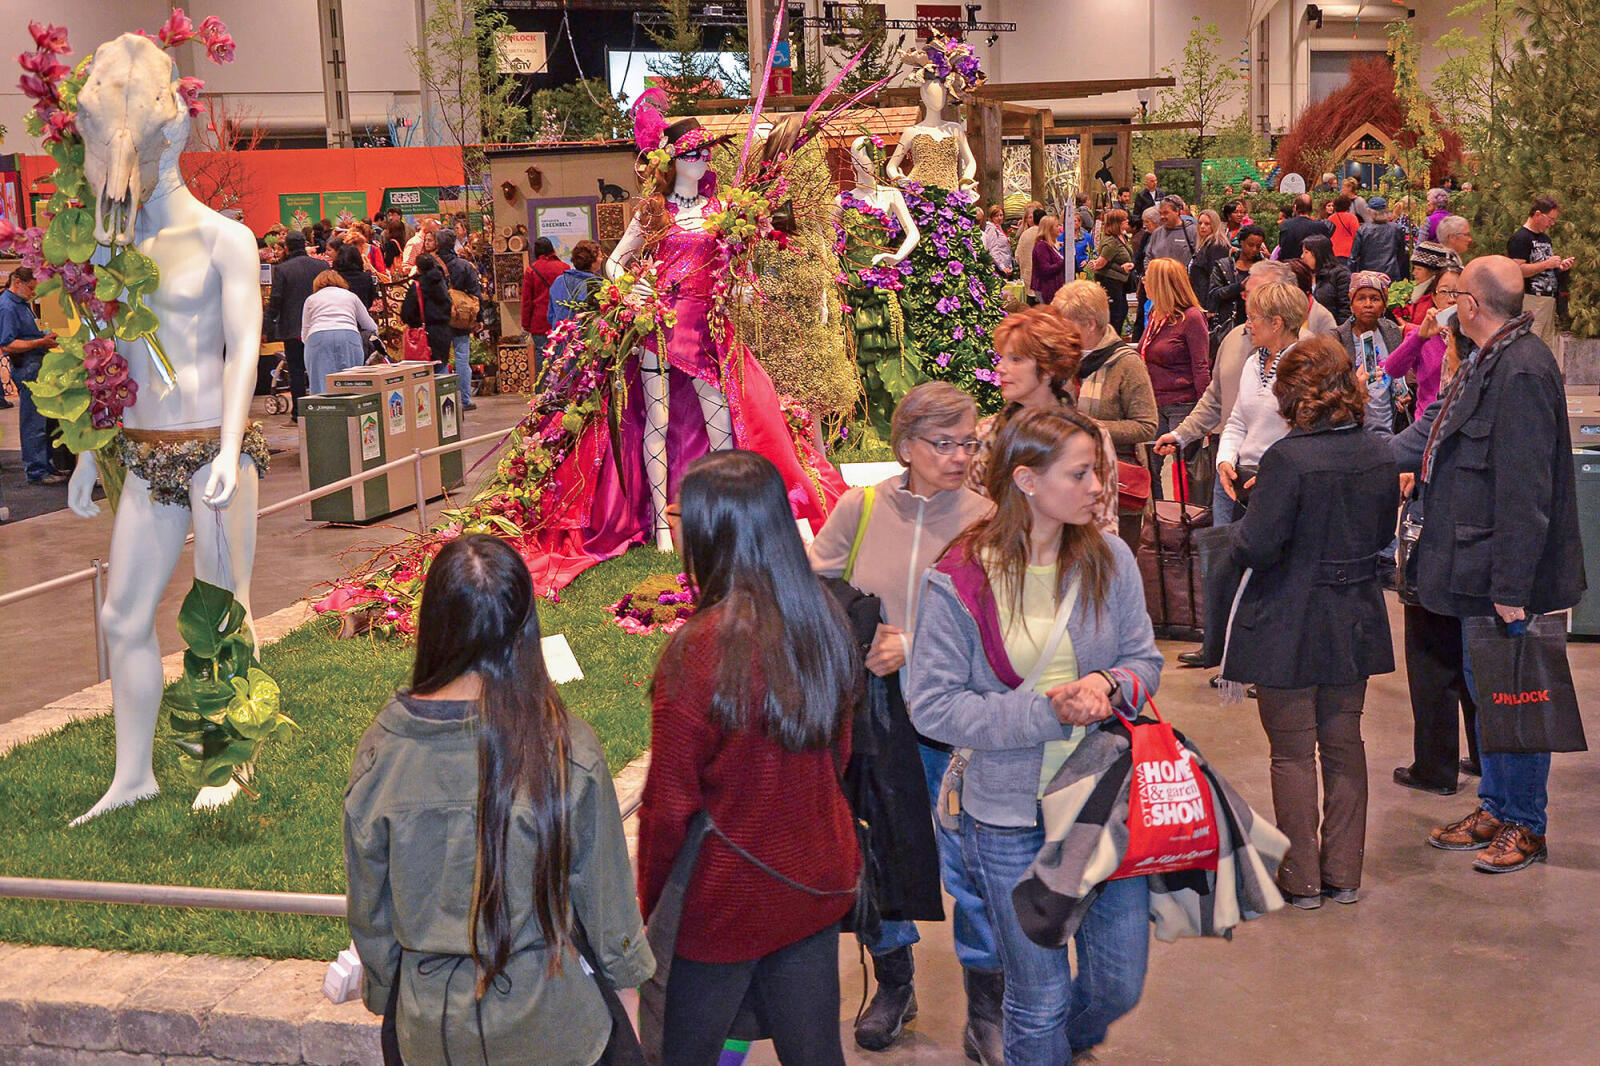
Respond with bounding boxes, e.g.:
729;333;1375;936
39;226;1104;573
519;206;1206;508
999;562;1082;796
905;132;962;191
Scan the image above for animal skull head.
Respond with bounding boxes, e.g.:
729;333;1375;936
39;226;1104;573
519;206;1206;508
75;33;190;246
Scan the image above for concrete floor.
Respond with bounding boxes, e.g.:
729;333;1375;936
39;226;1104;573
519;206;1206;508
0;393;531;725
748;619;1600;1066
5;396;1600;1062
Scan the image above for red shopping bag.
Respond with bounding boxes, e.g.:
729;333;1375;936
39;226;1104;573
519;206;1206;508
1109;700;1219;879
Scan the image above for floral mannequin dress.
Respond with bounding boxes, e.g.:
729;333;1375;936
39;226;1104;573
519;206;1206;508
838;191;923;435
895;132;1006;411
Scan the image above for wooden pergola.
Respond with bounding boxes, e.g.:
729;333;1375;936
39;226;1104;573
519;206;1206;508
695;77;1176;207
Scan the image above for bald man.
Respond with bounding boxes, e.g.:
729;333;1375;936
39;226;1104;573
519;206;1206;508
1132;172;1162;225
1392;256;1584;874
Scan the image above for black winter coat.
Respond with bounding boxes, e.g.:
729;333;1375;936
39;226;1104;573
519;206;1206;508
1350;221;1409;282
1414;324;1585;618
1313;262;1352;324
265;252;325;342
1221;423;1399;688
825;579;945;924
400;273;453;361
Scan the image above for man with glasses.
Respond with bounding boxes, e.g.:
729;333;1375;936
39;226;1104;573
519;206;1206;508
1387;255;1584;873
1506;195;1574;349
0;267;64;484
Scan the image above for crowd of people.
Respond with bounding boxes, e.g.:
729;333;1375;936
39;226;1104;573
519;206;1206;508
336;176;1584;1066
260;207;489;418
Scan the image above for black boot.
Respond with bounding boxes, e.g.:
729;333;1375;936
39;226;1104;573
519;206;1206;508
962;968;1005;1065
854;946;916;1051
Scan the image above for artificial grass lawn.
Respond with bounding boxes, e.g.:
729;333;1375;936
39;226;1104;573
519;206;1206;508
0;545;679;960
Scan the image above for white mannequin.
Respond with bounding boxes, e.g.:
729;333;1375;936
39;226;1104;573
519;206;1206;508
605;154;735;551
65;35;263;824
840;136;921;266
885;77;978;191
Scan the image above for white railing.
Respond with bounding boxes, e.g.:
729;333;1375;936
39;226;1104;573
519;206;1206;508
0;428;508;683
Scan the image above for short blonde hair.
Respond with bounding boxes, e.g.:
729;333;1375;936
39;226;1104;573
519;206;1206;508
313;270;349;292
1246;280;1307;334
889;382;978;465
1051;280;1110;332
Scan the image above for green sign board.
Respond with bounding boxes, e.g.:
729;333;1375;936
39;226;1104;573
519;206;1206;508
279;192;322;230
381;187;440;216
323;191;369;227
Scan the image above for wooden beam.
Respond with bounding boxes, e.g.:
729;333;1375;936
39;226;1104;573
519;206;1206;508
694;77;1179;112
969;100;1004;210
1028;112;1047;206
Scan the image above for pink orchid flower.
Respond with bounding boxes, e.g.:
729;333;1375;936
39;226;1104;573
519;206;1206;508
28;22;69;55
157;9;196;46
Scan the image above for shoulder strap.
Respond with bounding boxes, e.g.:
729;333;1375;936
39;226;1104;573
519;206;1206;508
842;485;877;585
1018;577;1080;691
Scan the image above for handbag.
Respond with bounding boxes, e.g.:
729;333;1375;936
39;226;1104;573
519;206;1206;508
1116;460;1151;513
937;577;1081;831
1107;698;1220;879
1464;615;1587;754
402;284;431;362
570;918;648;1066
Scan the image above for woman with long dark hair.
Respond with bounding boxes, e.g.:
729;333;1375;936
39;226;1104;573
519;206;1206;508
638;450;863;1066
1301;234;1351;324
400;250;453;365
344;534;651;1066
910;407;1163;1066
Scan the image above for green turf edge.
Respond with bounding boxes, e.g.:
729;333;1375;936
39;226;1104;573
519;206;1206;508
0;545;679;959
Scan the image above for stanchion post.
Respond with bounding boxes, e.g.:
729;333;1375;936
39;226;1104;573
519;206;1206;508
413;449;427;532
90;558;108;683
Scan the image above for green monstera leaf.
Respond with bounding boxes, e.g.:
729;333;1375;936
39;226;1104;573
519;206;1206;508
225;669;282;740
176;580;247;660
109;248;160;295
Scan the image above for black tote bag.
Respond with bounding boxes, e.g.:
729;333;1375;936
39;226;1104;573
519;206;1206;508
1464;614;1587;754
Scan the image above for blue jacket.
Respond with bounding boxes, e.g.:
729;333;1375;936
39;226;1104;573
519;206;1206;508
547;269;599;327
907;535;1163;827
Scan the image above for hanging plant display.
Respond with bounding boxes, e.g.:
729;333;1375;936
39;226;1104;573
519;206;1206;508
161;580;296;793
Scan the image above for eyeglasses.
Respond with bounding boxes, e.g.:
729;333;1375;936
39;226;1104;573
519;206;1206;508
919;437;983;456
1435;288;1462;298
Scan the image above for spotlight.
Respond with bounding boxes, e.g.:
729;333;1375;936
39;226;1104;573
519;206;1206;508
985;33;998;46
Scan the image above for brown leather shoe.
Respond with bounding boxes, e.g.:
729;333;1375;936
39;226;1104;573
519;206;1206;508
1473;823;1548;873
1428;806;1502;851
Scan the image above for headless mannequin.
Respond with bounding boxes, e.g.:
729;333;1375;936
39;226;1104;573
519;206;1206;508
605;156;734;550
65;37;264;823
840;137;921;266
884;78;978;191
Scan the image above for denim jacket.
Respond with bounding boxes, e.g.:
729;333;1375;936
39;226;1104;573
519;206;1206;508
907;535;1164;827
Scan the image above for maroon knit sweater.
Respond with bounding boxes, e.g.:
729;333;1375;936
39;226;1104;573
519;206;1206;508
636;607;860;963
1140;305;1212;405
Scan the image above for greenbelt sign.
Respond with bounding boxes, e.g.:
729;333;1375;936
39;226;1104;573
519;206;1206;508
381;187;440;216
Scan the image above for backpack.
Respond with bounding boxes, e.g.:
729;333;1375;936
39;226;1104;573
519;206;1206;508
447;259;480;330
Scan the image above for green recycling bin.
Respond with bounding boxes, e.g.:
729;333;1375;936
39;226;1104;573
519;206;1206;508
298;391;395;523
435;373;465;492
1570;448;1600;637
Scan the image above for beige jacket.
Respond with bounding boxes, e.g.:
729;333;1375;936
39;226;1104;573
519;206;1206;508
810;472;991;665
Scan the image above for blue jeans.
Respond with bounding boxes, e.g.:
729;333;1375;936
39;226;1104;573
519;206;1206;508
451;334;472;402
1210;476;1239;527
962;811;1150;1063
866;743;1002;972
1462;627;1550;834
12;353;52;481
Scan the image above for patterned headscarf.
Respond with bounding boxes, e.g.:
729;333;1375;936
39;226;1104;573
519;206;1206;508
1348;270;1391;300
